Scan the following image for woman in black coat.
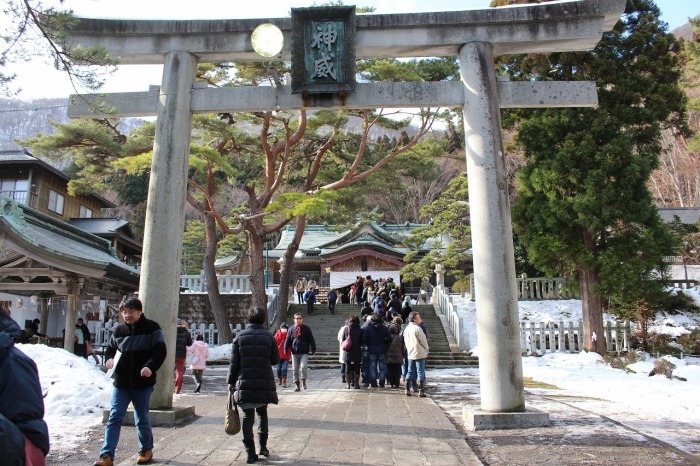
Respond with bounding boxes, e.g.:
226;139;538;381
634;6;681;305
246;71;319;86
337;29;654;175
342;315;363;389
228;307;280;464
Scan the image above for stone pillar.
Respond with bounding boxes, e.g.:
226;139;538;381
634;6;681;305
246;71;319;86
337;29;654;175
459;42;524;413
139;51;197;410
434;263;445;287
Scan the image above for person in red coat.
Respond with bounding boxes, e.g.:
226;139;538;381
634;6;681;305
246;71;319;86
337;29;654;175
273;323;292;388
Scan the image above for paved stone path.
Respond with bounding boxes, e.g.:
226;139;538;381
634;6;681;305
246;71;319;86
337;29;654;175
48;366;699;465
49;367;480;466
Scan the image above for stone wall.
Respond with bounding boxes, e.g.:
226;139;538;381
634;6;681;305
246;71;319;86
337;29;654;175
178;293;252;326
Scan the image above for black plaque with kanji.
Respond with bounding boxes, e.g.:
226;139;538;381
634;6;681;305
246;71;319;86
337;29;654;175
291;6;356;95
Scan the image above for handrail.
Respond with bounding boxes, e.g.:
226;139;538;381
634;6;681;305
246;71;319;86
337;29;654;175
180;270;251;293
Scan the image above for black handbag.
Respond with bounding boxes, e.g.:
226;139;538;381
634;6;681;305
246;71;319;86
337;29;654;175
224;392;241;435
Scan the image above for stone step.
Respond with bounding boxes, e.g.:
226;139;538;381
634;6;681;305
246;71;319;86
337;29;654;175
280;303;470;363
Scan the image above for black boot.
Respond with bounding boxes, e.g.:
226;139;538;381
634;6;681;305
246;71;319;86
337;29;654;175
258;433;269;457
354;374;361;389
294;380;301;392
404;381;411;396
302;379;307;390
242;438;258;464
419;380;426;398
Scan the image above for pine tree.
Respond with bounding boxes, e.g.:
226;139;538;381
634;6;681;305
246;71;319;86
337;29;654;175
510;0;685;354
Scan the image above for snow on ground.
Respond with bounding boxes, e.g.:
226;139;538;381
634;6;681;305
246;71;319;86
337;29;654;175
11;287;700;457
455;286;700;356
17;344;113;455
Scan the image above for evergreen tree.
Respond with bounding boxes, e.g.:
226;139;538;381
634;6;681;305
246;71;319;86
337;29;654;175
402;173;471;290
509;0;685;354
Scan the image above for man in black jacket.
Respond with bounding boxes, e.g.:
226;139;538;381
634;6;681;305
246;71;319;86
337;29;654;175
227;307;279;463
94;298;167;466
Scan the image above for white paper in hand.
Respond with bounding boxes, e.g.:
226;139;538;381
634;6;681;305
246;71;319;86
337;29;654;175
105;349;122;379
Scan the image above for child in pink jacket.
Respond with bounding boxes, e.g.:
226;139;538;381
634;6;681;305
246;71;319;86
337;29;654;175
187;334;209;393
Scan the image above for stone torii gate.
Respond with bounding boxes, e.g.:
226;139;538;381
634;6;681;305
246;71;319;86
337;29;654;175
67;0;625;428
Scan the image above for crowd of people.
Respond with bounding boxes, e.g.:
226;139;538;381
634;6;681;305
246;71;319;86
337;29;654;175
338;310;429;396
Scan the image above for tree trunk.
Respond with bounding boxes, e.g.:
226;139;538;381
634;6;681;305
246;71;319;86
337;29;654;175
247;228;268;313
578;263;606;354
271;216;307;329
203;213;232;344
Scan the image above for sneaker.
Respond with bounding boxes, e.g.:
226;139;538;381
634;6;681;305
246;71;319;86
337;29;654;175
137;449;153;464
94;454;113;466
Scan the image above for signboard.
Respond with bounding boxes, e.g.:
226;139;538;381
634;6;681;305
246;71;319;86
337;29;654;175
291;6;356;95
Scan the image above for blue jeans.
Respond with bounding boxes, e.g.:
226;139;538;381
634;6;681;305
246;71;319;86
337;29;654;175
369;353;386;387
100;386;154;459
361;350;370;385
277;359;289;378
406;358;426;386
291;353;309;382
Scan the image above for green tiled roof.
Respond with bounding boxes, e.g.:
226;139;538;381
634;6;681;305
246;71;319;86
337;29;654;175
0;196;139;284
269;221;447;261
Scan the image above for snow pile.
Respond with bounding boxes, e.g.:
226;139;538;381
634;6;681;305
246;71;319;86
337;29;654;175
17;344;113;454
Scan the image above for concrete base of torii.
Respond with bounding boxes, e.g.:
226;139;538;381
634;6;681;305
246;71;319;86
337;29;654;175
101;405;196;428
463;407;550;431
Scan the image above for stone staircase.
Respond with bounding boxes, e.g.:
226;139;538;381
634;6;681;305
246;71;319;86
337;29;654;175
282;303;478;370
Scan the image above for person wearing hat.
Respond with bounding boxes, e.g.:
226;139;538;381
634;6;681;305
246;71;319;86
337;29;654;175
174;319;192;394
273;322;291;387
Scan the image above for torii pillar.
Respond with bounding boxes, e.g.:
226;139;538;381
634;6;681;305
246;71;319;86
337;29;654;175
139;52;197;409
459;42;543;428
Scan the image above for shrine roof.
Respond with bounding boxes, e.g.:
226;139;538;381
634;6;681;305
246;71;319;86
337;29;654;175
269;221;447;261
0;196;139;284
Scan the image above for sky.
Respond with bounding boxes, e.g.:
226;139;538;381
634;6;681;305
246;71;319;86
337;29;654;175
14;285;700;461
6;0;700;101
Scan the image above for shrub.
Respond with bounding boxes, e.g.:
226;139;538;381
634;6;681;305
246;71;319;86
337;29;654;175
630;330;675;353
663;291;700;314
649;358;676;378
677;329;700;354
603;352;640;371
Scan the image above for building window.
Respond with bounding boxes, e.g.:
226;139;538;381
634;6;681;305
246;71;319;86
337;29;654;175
79;205;93;218
48;189;65;215
0;179;29;204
